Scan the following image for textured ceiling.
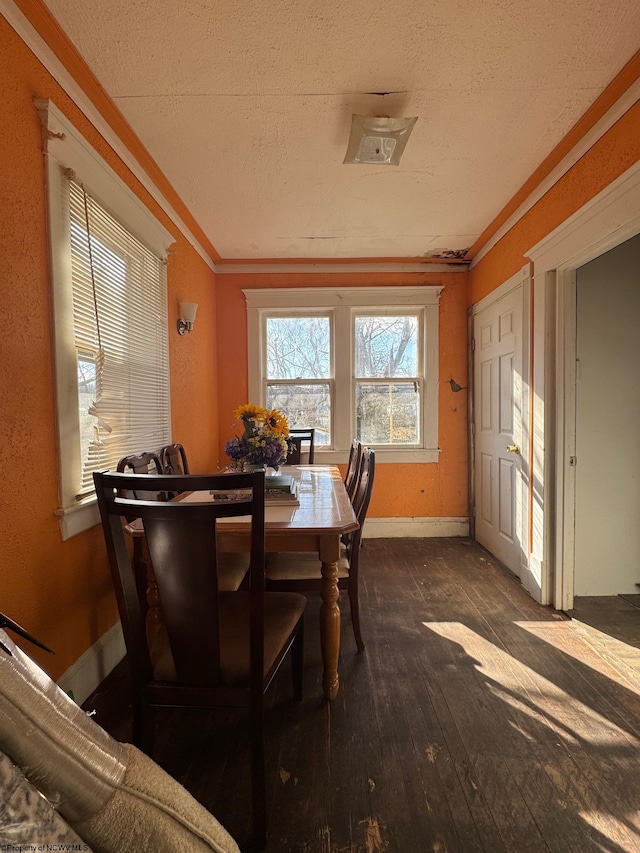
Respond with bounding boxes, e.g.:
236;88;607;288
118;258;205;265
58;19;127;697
41;0;640;262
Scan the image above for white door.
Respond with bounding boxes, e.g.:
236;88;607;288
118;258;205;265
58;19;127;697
473;285;524;578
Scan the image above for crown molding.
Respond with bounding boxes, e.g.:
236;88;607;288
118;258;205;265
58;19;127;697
526;159;640;271
470;78;640;269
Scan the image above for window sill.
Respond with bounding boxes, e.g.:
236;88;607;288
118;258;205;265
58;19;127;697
315;448;440;465
55;497;100;540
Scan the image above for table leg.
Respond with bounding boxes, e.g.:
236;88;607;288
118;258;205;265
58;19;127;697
320;556;340;700
132;534;163;642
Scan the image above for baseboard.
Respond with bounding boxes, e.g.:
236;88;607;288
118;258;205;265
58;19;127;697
363;517;469;538
57;622;126;706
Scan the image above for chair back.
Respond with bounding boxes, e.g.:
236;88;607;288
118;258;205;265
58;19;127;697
160;443;190;475
116;451;163;476
94;470;266;689
344;439;362;500
349;448;375;552
116;451;167;502
287;428;315;464
284;435;303;465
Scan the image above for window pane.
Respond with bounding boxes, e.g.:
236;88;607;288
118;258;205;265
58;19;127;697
356;383;419;444
77;351;97;471
355;316;418;378
267;384;331;445
266;317;330;379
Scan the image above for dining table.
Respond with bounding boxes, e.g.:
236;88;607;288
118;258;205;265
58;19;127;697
126;465;358;700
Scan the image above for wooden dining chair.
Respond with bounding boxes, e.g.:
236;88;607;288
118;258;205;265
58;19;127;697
118;449;250;598
116;451;165;500
266;448;375;652
287;428;315;464
159;442;190;475
283;435;303;465
344;438;362;500
116;451;163;476
94;469;307;847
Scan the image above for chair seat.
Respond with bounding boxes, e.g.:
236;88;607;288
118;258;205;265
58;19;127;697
218;552;250;591
266;551;349;582
149;591;306;685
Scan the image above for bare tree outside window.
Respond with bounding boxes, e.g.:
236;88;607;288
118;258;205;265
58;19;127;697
266;316;329;379
355;315;421;445
265;313;422;448
266;317;331;443
77;352;97;469
355;316;417;378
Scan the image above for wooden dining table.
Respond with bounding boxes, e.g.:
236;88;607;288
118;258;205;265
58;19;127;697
126;465;358;700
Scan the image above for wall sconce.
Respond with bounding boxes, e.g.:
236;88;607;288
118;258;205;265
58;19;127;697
177;302;198;335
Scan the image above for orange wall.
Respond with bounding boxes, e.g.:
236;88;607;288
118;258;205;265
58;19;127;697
0;18;218;678
216;272;470;520
469;100;640;304
6;4;637;680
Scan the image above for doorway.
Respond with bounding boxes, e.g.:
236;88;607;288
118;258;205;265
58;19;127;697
527;161;640;610
573;233;640;596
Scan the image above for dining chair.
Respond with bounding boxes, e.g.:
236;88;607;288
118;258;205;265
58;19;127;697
159;442;190;475
283;435;303;465
118;450;250;599
266;448;375;652
116;451;166;501
287;428;315;464
344;438;362;500
116;451;163;476
94;469;307;847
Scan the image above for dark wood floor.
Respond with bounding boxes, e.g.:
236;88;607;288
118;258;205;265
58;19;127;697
84;538;640;852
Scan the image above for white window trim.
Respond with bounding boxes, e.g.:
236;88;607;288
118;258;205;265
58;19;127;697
36;99;174;539
245;286;443;463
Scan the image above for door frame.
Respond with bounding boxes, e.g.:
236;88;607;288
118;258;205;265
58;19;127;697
526;161;640;610
470;265;533;593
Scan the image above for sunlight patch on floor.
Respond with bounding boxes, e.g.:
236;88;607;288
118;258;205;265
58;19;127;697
422;621;640;748
515;619;640;695
580;809;640;850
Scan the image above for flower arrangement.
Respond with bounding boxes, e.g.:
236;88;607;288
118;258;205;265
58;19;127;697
225;403;291;470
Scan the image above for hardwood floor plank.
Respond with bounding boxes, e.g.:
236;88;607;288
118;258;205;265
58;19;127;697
83;538;640;852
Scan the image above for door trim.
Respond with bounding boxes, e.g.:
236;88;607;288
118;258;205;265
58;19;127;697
526;160;640;610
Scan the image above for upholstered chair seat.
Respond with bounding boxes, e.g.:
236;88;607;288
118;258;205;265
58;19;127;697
149;590;306;684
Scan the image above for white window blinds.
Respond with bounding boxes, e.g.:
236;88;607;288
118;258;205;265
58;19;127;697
68;177;170;497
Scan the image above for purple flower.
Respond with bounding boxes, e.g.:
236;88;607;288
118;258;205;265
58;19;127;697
225;437;253;460
225;433;288;468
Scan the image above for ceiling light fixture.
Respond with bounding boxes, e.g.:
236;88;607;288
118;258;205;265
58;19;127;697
343;114;418;165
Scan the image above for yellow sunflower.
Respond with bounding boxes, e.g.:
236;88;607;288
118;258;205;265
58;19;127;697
233;403;266;423
264;408;289;436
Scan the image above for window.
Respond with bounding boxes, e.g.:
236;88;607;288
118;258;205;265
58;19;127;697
265;315;332;445
246;287;442;462
354;314;420;445
38;100;173;538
